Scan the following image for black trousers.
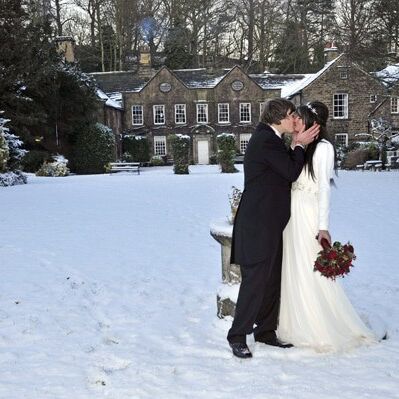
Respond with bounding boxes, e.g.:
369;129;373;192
227;238;282;344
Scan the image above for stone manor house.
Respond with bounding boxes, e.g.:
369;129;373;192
85;42;399;164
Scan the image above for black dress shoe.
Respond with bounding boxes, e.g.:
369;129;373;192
229;342;253;358
258;336;293;349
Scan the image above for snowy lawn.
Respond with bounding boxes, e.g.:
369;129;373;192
1;166;399;399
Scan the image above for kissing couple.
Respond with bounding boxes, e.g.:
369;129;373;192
228;98;376;357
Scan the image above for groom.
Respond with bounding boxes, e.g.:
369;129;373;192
228;98;319;358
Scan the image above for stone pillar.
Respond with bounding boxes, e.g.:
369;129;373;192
210;220;240;318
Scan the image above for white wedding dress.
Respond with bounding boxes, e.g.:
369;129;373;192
277;140;376;352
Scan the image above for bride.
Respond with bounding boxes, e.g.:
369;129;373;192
277;101;376;352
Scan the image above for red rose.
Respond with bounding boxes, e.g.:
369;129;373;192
328;251;338;260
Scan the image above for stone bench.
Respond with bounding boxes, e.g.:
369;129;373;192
109;162;140;175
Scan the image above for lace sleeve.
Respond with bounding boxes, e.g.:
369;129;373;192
315;141;334;230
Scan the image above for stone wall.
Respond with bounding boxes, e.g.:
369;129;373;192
299;55;387;141
122;67;280;160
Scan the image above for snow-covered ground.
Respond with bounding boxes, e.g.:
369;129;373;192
1;166;398;399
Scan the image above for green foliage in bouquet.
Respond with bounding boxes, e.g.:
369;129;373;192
168;134;190;174
217;133;238;173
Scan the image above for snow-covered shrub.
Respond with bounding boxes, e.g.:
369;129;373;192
217;133;238;173
22;150;50;172
0;115;27;186
0;171;27;186
168;134;190;174
149;155;165;166
0;130;9;173
36;155;70;177
73;123;116;174
123;135;150;163
3;130;27;170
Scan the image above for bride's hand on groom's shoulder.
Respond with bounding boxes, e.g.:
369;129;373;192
317;230;331;246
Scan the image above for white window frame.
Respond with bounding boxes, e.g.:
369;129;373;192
154;136;167;156
153;105;165;125
240;103;251;123
218;103;230;123
175;104;186;124
196;103;208;123
239;133;252;154
333;93;348;119
335;133;348;147
391;97;399;114
132;105;143;126
370;95;377;103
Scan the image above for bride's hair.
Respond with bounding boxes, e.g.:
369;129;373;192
296;101;337;180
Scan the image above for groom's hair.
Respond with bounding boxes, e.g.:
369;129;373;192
260;99;296;125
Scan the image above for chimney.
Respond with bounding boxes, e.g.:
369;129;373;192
55;36;75;63
137;45;155;79
324;41;339;64
139;45;151;67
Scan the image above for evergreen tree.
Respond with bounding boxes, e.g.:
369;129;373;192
0;0;97;161
164;19;193;69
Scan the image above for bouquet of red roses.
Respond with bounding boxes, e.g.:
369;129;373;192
314;238;356;280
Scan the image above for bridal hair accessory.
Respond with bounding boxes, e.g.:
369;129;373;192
306;103;318;116
314;238;356;280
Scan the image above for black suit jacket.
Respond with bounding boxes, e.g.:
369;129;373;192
231;122;305;265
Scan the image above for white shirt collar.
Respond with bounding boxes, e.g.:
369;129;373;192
269;125;282;139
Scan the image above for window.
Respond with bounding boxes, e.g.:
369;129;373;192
240;133;252;154
333;93;348;119
391;97;399;114
153;105;165;125
132;105;143;126
175;104;186;124
370;95;377;103
335;133;348;147
259;102;266;115
340;70;348;79
154;136;167;156
196;103;208;123
218;103;230;123
240;103;251;123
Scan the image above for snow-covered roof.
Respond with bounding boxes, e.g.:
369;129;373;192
91;71;148;93
172;68;229;88
249;73;306;91
96;89;123;110
374;64;399;86
281;54;344;98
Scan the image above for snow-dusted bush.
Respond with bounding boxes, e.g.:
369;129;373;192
0;130;9;173
22;150;50;172
217;133;238;173
123;135;150;162
0;115;27;186
149;155;165;166
36;155;70;177
73;123;116;174
168;134;190;174
0;171;27;187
